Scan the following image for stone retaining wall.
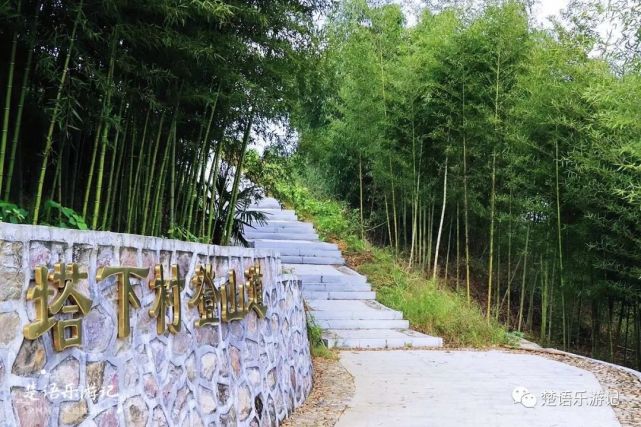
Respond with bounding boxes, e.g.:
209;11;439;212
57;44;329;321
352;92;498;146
0;224;312;426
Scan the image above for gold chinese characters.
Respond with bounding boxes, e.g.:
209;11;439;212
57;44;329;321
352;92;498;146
189;264;220;327
95;266;149;338
24;261;268;352
149;264;184;334
23;263;92;351
189;263;268;326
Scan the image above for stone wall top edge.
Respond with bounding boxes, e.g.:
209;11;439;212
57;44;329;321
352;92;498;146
0;222;278;258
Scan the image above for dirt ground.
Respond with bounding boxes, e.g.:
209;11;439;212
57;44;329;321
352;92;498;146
281;355;355;427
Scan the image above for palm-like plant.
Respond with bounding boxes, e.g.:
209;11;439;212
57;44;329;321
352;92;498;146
209;173;266;246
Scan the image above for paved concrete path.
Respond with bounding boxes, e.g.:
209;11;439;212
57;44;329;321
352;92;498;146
336;350;621;427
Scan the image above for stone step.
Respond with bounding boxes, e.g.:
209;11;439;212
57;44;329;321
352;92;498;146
250;239;338;252
251;197;281;209
310;309;402;321
250;239;342;259
244;232;320;241
282;264;367;284
248;221;314;232
263;248;343;258
322;329;443;349
247;208;297;220
302;290;375;300
314;319;410;329
303;283;372;292
307;300;403;320
281;255;345;265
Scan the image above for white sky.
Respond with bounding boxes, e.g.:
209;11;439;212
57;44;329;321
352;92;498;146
531;0;570;25
257;0;623;154
398;0;571;26
398;0;622;60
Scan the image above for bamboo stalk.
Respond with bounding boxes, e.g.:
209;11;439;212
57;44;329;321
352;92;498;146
444;217;453;284
426;199;434;275
432;157;448;281
221;114;253;245
213;158;233;238
495;224;501;321
4;21;35;199
549;259;556;343
82;118;103;219
0;0;22;195
182;138;203;229
526;270;538;331
92;91;123;230
506;191;512;327
90;33;121;229
409;105;417;267
517;224;530;331
104;113;129;229
101;111;125;229
92;118;112;229
83;39;116;219
207;122;228;240
127;109;146;233
32;0;83;224
122;118;137;231
621;302;630;365
417;198;423;269
634;296;641;369
190;92;218;234
462;81;471;304
555;137;567;349
456;202;460;292
49;144;63;205
179;105;207;227
129;107;150;232
169;123;176;232
420;198;430;271
70;134;83;208
390;156;398;257
359;152;364;241
487;151;497;322
150;120;173;236
540;255;548;342
141;111;166;234
384;194;392;247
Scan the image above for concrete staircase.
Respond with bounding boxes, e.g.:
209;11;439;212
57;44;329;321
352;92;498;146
245;197;443;349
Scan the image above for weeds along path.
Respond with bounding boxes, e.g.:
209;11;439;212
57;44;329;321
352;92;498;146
245;196;442;349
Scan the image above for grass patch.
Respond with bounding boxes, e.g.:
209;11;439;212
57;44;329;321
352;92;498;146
272;180;509;348
272;181;364;253
357;247;508;347
306;315;337;359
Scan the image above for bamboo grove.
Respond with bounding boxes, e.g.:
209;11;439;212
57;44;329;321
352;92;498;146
291;0;641;368
0;0;328;244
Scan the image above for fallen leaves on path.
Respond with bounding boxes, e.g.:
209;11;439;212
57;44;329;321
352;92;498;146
282;356;355;426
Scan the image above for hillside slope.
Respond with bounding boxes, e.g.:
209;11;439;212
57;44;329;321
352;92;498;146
269;180;509;348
